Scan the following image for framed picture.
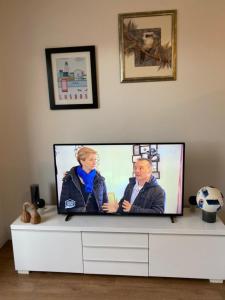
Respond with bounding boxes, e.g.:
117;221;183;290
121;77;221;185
45;46;98;109
150;144;157;149
153;171;160;179
140;145;150;154
150;148;157;156
141;153;149;159
152;161;158;172
118;10;177;82
151;154;160;162
132;155;142;163
133;145;140;155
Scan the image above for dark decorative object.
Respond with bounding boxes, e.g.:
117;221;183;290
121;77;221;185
36;198;46;209
30;184;45;208
189;196;197;206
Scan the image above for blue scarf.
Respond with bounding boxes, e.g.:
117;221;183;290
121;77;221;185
76;166;96;193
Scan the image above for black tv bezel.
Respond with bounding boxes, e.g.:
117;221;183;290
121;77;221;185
53;142;185;217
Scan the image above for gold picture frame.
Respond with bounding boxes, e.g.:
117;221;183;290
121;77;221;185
119;10;177;83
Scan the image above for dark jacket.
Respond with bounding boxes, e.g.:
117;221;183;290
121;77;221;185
117;176;165;214
59;166;108;213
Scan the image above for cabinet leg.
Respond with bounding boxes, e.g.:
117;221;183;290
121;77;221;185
209;279;223;283
18;270;29;274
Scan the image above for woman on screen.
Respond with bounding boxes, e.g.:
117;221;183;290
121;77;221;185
59;147;108;213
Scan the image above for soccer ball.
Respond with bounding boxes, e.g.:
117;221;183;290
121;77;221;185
196;186;224;213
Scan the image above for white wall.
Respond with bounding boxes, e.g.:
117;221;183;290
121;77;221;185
0;194;4;247
0;38;5;246
0;210;4;248
0;0;225;244
0;42;6;247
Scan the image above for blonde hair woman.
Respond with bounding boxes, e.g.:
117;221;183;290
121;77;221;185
59;147;108;213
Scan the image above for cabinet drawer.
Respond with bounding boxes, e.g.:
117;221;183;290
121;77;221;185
82;232;148;248
83;246;148;262
84;260;148;276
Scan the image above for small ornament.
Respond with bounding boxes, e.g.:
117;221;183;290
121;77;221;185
20;202;41;224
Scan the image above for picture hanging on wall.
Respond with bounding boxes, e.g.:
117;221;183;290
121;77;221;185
118;10;177;83
45;46;98;109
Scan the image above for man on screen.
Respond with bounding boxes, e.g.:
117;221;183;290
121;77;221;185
102;158;165;214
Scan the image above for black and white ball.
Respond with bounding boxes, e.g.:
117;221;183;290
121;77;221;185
196;186;224;213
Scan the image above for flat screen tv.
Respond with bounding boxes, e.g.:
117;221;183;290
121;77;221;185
53;143;185;217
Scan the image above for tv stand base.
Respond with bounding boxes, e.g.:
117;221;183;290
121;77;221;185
11;206;225;283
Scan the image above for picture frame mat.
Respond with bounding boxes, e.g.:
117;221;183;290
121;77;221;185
51;52;93;105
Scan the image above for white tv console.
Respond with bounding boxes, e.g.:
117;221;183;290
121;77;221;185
10;206;225;283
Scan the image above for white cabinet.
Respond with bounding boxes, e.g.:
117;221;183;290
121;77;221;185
10;206;225;282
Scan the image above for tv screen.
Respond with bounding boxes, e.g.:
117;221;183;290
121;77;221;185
53;143;185;216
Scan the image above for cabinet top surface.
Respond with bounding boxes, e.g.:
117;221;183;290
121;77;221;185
11;206;225;235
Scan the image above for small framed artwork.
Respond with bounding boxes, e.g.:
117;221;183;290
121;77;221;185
141;153;149;159
45;46;98;109
140;145;150;154
133;145;140;155
151;154;160;162
150;144;158;150
153;171;160;179
119;10;177;82
132;155;142;163
152;161;158;172
150;148;157;156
